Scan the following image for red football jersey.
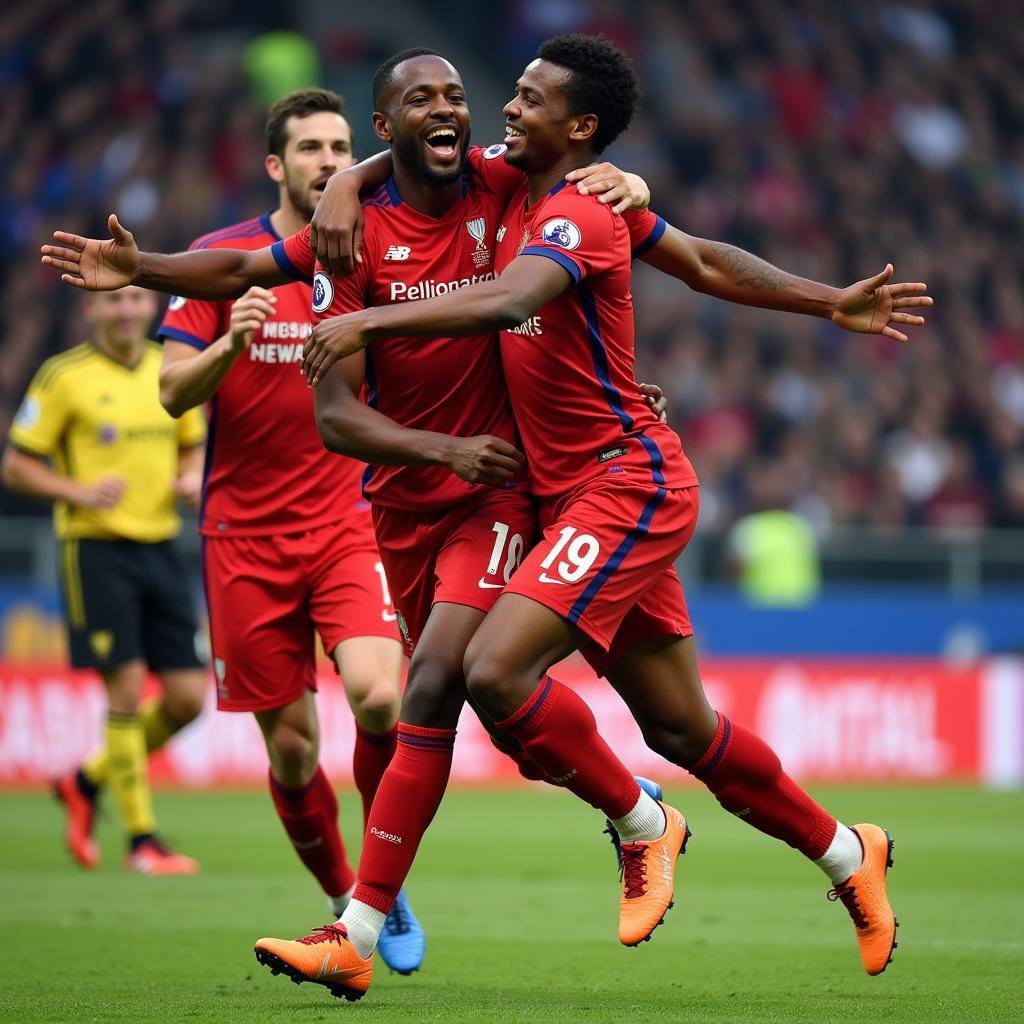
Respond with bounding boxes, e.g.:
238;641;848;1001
494;183;698;498
158;213;366;536
273;146;525;511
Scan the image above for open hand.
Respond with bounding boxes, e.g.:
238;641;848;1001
832;264;932;343
40;214;139;291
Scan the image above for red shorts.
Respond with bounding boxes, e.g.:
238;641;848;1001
202;512;399;711
372;487;537;652
503;476;697;674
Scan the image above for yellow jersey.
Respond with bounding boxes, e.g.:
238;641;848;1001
8;341;206;542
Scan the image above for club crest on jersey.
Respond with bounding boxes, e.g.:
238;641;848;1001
168;295;187;311
384;245;411;261
311;272;334;313
13;396;39;430
482;144;507;160
541;218;582;251
466;218;490;268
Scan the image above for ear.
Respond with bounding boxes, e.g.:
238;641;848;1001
569;114;598;144
372;112;392;144
265;153;285;184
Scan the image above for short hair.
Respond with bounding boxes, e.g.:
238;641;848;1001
536;34;640;154
265;87;347;156
372;47;444;111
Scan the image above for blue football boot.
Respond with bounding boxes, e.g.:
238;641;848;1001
376;887;425;975
604;776;664;871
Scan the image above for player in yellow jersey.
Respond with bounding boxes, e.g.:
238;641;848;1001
2;286;208;875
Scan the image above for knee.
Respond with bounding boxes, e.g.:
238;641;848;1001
162;676;206;727
640;721;711;770
347;677;401;732
401;654;465;727
463;645;523;717
265;722;319;784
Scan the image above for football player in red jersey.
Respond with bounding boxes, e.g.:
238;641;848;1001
136;88;425;973
288;35;933;989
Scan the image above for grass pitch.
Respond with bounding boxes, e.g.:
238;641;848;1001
1;784;1021;1023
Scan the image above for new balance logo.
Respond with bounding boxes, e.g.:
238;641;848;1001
384;245;411;261
370;826;402;845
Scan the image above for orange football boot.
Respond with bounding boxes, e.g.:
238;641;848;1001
827;824;898;975
53;771;99;869
255;924;373;1002
124;836;199;876
618;801;690;946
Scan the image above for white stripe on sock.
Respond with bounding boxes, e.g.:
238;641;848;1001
341;899;386;959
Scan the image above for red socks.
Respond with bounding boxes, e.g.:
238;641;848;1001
693;713;837;860
353;724;456;914
496;677;640;820
353;723;398;828
268;765;356;897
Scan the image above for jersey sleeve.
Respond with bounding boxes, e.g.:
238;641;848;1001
518;188;619;284
7;365;70;458
271;225;315;283
158;293;225;349
623;207;667;258
310;216;373;323
177;405;207;447
466;145;527;204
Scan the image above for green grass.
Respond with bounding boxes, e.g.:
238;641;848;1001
1;785;1021;1022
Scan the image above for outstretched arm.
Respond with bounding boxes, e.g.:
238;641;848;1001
314;355;524;486
302;255;569;385
641;225;932;342
40;214;289;299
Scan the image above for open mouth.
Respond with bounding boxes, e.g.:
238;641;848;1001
424;125;460;160
312;176;332;195
504;123;525;145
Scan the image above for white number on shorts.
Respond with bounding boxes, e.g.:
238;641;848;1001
374;561;398;622
539;526;601;583
486;521;526;583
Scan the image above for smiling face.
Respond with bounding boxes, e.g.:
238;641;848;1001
268;110;355;220
374;54;471;184
503;59;587;174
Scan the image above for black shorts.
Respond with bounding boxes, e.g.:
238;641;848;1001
59;538;205;672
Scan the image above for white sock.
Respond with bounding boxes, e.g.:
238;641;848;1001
327;883;356;919
815;823;863;884
341;899;386;959
610;791;666;843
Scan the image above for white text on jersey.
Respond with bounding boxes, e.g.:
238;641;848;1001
389;272;495;303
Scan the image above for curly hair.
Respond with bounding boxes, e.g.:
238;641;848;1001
372;48;446;112
265;88;347;157
536;34;640;154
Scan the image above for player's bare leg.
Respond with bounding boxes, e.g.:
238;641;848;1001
333;633;425;974
256;692;356;910
606;635;897;973
464;593;688;946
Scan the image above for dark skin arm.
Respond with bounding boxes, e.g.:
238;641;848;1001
40;214;289;299
315;354;524;486
312;155;652;276
640;225;932;342
302;254;569;385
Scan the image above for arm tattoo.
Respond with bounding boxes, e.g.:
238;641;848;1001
707;242;787;291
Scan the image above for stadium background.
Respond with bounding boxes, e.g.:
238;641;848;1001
1;0;1021;787
1;4;1022;1022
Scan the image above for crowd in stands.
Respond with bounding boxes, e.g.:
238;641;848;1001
3;0;1022;536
